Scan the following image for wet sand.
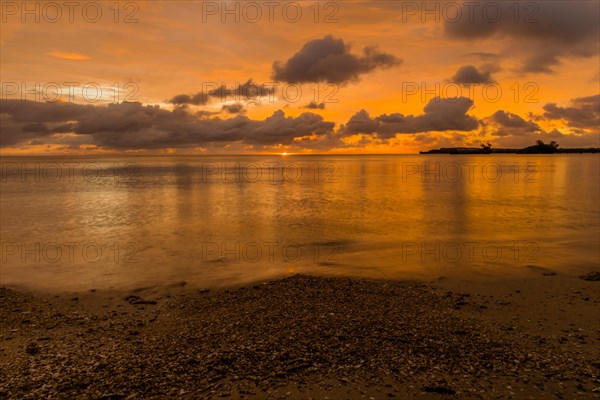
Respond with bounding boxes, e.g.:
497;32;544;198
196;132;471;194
1;273;599;399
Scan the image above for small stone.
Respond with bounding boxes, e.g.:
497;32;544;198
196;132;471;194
124;295;156;305
579;271;600;281
422;384;456;395
98;394;125;400
25;342;39;355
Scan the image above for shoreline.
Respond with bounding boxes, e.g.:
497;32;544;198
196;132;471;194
1;273;599;399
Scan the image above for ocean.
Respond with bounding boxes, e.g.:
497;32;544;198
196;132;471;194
1;154;598;290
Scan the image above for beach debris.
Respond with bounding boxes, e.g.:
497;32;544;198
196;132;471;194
124;295;156;305
422;383;456;395
98;394;126;400
1;276;597;399
25;342;39;355
579;271;600;281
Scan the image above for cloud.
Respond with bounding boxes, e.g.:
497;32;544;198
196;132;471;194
21;122;50;133
3;96;596;152
451;65;494;84
476;108;599;148
339;97;479;139
444;1;600;73
169;79;276;105
206;79;276;102
462;52;500;61
304;102;325;110
485;110;542;136
0;100;335;149
444;1;599;42
169;93;208;106
46;51;91;61
542;94;600;129
221;103;245;114
272;35;401;84
490;110;539;130
343;109;381;135
520;50;561;74
1;97;479;151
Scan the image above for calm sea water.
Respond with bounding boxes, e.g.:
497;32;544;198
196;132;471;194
1;155;599;290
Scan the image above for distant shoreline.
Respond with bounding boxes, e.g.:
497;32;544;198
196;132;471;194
420;147;600;154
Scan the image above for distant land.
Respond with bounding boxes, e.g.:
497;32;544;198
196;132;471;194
421;140;600;154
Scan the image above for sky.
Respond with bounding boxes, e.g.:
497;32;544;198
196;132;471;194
0;0;599;154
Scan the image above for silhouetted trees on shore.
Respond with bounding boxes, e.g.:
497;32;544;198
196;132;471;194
421;141;599;154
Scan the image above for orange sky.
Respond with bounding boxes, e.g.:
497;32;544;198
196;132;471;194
1;0;599;154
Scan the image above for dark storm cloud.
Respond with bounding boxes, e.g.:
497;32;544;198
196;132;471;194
542;94;600;129
272;35;401;84
339;97;479;139
444;1;600;73
0;100;335;149
451;65;494;84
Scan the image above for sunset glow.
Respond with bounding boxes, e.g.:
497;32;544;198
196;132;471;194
1;2;599;398
1;1;598;154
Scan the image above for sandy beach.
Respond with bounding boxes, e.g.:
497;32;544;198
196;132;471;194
1;273;598;399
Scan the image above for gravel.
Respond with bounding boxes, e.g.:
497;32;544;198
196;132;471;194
1;274;598;399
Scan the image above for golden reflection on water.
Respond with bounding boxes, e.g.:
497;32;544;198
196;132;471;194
1;155;598;290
